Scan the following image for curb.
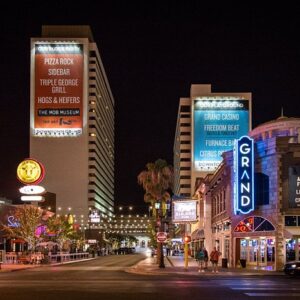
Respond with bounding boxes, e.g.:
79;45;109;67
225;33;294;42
0;257;96;273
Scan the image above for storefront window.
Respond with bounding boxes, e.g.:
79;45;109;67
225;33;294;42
286;239;296;261
285;216;297;226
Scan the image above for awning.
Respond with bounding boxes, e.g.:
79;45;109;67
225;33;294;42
11;239;25;243
284;228;300;239
191;229;204;240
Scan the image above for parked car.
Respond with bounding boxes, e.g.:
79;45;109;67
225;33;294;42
284;261;300;275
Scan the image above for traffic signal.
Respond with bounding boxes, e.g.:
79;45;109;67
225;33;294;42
184;236;191;243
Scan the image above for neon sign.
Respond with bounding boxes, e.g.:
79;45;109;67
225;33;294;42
7;216;20;227
234;136;254;214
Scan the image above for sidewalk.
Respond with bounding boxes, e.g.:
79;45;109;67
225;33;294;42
128;255;284;276
0;257;96;273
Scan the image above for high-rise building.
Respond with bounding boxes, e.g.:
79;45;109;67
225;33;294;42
30;26;114;228
174;84;251;197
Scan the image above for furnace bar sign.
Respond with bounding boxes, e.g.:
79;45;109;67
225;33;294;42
234;136;254;215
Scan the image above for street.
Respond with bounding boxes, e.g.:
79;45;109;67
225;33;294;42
0;253;299;299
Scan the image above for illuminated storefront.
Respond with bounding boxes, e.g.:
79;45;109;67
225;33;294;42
201;116;300;271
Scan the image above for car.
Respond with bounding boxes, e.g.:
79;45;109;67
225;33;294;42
284;261;300;275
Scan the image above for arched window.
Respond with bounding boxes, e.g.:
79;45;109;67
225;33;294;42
234;216;275;233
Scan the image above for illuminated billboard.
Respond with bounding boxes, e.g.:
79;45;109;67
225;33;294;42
33;43;83;137
234;136;254;215
193;97;250;171
172;200;198;223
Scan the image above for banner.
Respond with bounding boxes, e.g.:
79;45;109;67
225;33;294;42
34;43;83;137
194;98;249;171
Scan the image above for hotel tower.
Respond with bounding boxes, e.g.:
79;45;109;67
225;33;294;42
30;26;114;229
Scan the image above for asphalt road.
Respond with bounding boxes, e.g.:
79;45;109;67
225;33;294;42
0;253;299;300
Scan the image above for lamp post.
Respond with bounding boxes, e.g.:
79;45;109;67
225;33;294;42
155;200;169;269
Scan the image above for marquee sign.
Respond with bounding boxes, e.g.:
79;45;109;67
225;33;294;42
234;136;254;214
33;42;84;137
193;97;250;172
172;200;198;223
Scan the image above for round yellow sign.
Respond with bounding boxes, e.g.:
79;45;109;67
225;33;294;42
17;159;44;185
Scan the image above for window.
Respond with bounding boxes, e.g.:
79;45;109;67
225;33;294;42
180;167;191;171
180;158;190;162
180;113;190;118
180;149;190;153
285;216;298;226
180;184;190;188
180;175;191;179
180;105;190;113
180;140;191;144
255;173;269;205
180;132;190;136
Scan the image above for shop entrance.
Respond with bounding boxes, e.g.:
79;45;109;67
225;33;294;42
240;237;275;267
286;237;300;261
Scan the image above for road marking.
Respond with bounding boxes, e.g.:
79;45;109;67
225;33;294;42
245;293;300;297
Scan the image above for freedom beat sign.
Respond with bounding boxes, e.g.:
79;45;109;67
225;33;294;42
193;97;250;172
234;136;254;214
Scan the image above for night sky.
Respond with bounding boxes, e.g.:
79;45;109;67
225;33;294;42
0;2;299;211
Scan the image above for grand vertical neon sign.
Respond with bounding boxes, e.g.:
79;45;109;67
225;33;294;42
234;136;254;214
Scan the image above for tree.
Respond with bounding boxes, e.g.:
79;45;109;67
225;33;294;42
46;215;74;251
2;205;43;252
107;233;123;251
137;159;173;268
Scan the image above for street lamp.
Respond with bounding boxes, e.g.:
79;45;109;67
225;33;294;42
155;199;170;269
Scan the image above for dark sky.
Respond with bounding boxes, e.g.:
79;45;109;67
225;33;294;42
0;2;299;210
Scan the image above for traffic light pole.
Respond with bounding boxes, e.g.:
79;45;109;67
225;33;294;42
184;238;189;270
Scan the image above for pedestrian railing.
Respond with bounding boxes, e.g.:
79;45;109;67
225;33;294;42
48;252;90;263
4;252;90;264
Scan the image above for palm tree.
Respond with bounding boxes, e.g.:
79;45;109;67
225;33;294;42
137;159;173;268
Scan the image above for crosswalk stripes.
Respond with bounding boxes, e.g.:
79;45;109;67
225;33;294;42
215;279;300;297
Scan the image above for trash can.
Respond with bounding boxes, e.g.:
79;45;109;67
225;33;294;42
240;259;246;268
222;258;228;268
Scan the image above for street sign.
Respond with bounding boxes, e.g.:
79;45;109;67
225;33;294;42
156;232;167;243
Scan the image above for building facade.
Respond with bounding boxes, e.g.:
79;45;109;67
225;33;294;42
173;84;252;198
173;84;251;243
30;26;115;228
201;116;300;270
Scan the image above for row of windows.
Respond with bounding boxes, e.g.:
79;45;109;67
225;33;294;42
180;175;191;179
285;216;300;227
88;180;114;204
180;149;190;153
180;140;191;144
180;113;190;118
88;188;114;207
180;132;191;136
180;105;190;113
212;190;226;218
89;141;114;176
180;184;190;189
180;158;190;162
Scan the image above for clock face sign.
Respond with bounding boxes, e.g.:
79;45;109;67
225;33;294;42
17;159;45;185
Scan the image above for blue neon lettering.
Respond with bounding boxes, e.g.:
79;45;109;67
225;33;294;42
234;136;254;214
